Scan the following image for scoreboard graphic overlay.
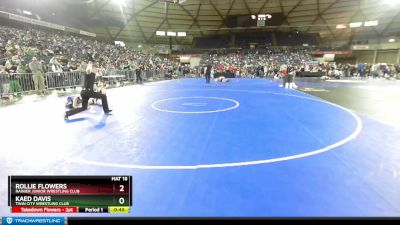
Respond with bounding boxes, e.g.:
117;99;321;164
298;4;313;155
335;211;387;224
8;176;132;214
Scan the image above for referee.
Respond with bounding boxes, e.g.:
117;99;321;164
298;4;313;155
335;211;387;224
205;64;212;84
64;61;112;119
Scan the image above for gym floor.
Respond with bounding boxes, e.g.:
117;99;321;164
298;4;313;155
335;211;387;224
298;78;400;129
0;78;399;216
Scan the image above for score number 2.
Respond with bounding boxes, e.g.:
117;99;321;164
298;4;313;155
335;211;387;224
118;184;126;205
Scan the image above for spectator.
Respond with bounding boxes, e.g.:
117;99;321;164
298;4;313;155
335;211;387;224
5;60;22;97
29;57;45;95
50;57;66;91
0;64;9;99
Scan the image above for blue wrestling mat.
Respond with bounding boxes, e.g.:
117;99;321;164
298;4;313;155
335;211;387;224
0;78;399;216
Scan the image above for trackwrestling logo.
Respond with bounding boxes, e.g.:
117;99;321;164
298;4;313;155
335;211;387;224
1;217;64;225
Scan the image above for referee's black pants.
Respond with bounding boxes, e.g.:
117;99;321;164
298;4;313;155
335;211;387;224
136;73;143;84
205;74;211;83
66;89;110;116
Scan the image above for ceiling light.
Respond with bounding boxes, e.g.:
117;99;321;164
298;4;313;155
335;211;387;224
364;20;378;27
156;31;166;36
22;10;32;15
167;31;177;36
389;38;395;42
349;22;363;28
258;14;272;19
177;32;186;37
336;24;347;29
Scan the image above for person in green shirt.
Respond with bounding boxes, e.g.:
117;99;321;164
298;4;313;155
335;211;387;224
25;47;37;57
5;60;22;98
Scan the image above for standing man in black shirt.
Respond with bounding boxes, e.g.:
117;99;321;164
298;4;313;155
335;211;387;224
205;64;212;84
64;61;112;119
136;64;143;84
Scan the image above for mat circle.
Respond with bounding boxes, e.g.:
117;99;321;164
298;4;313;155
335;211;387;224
151;96;240;114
